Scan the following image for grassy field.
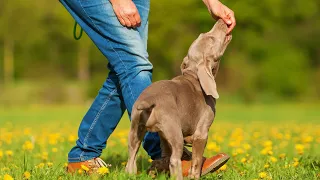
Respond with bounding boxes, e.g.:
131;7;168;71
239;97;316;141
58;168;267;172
0;103;319;179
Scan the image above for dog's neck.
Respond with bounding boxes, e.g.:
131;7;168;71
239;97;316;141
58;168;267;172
182;70;198;80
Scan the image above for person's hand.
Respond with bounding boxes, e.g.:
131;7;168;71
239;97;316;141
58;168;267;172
203;0;236;34
109;0;141;28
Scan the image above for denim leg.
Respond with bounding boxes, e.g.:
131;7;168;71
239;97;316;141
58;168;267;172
61;0;161;162
69;68;126;162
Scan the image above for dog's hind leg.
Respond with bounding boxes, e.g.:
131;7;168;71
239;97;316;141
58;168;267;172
160;122;184;180
125;109;147;174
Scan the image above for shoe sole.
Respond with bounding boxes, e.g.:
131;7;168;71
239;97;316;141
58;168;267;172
201;154;230;176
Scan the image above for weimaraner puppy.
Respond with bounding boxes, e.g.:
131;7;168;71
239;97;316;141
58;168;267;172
125;19;232;180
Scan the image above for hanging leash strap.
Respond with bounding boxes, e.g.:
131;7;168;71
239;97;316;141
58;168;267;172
73;21;83;40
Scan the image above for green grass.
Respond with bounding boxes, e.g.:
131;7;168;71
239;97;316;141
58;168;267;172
0;103;319;179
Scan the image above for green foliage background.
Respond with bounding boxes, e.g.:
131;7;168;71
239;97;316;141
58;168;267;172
0;0;319;104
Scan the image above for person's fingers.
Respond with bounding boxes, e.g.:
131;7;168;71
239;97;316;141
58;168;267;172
114;9;126;26
128;14;137;27
120;11;132;27
133;13;141;27
227;12;236;34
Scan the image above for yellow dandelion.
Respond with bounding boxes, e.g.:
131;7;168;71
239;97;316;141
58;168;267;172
78;169;83;174
219;164;227;171
41;152;48;160
120;138;127;145
5;150;13;157
270;156;278;163
236;148;244;154
36;163;45;169
81;165;89;172
295;144;304;154
302;135;313;143
23;171;31;179
241;157;247;163
267;150;273;155
0;150;3;159
259;172;267;179
293;158;299;162
97;167;109;175
293;161;299;167
264;164;270;169
22;141;34;151
63;163;68;168
279;153;286;159
47;162;53;167
23;128;31;135
148;159;153;163
263;140;272;147
4;174;14;180
121;162;127;166
207;142;221;152
243;143;251;150
68;135;76;143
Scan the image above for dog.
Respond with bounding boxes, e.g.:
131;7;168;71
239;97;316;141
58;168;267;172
125;19;232;180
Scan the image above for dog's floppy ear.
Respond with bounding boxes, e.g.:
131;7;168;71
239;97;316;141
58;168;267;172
197;60;219;99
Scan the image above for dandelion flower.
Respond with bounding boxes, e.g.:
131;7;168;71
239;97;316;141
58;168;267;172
295;144;304;154
279;153;286;159
22;141;34;151
0;150;3;159
81;165;89;172
5;150;13;157
97;167;109;175
263;140;272;147
293;161;299;167
4;174;14;180
219;164;227;171
207;142;221;152
243;143;251;150
148;159;153;163
270;156;278;163
47;162;53;167
36;163;45;169
23;171;31;179
121;162;127;166
78;169;83;174
259;172;267;179
264;164;270;169
241;157;247;163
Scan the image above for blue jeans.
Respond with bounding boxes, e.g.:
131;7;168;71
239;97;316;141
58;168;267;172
60;0;161;162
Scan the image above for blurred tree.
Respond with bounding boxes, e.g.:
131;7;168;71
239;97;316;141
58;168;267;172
0;0;319;103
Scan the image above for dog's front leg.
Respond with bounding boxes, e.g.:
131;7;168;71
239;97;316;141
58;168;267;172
189;130;208;179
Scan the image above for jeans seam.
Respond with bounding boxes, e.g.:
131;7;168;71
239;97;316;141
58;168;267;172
79;88;117;159
78;0;136;106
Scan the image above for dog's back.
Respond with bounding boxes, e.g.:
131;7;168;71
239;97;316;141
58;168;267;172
131;72;215;137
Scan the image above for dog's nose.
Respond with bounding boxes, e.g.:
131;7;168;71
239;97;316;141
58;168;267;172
209;19;228;34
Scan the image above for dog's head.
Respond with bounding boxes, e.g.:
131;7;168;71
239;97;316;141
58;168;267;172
181;19;232;99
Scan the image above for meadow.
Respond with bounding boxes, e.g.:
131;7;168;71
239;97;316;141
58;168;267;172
0;103;319;180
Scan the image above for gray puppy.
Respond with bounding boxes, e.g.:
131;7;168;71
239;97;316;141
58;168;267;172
126;19;232;180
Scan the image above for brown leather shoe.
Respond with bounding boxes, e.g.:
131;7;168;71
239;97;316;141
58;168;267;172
184;153;230;177
67;157;108;174
148;147;230;177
